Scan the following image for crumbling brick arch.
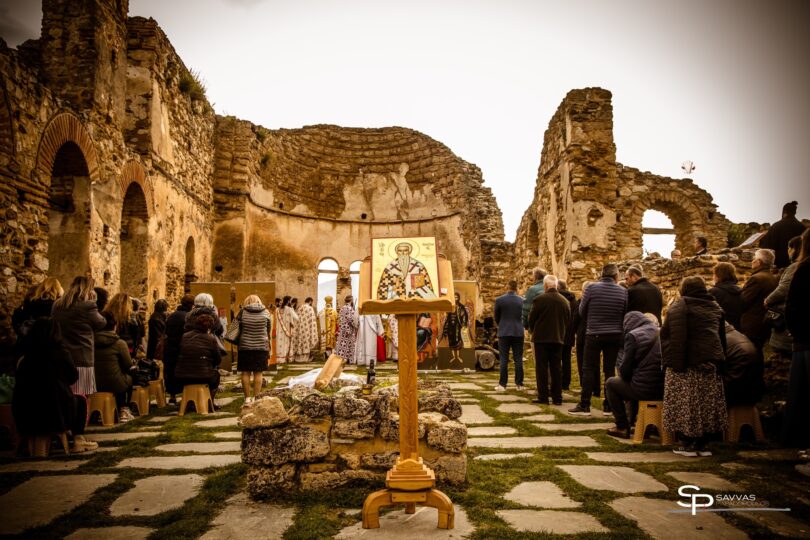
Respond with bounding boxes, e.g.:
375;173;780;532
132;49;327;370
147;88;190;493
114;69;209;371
119;159;154;212
625;195;703;256
35;111;100;186
0;76;14;163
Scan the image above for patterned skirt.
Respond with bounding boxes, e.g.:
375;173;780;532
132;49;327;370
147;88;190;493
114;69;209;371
70;367;97;396
663;367;728;438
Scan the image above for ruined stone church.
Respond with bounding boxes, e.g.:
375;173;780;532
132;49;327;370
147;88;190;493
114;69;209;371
0;0;729;327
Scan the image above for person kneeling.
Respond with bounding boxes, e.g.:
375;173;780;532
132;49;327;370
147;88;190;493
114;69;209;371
175;314;222;403
94;312;136;422
605;311;664;439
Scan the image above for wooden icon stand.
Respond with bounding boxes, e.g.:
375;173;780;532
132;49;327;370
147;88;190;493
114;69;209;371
358;256;456;530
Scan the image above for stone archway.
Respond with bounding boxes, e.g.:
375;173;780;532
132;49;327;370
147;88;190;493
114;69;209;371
120;182;149;300
625;192;707;256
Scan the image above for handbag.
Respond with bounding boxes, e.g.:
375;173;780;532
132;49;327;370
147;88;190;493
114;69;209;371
765;308;785;331
224;310;243;345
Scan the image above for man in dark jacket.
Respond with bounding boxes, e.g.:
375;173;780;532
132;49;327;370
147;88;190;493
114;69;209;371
164;294;195;401
557;280;577;391
175;314;222;400
494;280;525;391
625;266;663;323
783;228;810;447
709;262;745;330
571;264;627;415
721;322;763;406
605;311;664;438
759;201;806;269
528;275;570;405
741;249;779;353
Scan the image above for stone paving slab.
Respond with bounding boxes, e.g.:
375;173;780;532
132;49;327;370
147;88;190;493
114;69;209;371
200;492;295;539
146;416;174;423
497;509;608;534
487;394;529;402
734;506;810;538
0;474;117;535
504;481;581;508
666;472;741;491
469;436;599;449
560;465;668;493
610;496;748;539
213;431;243;440
533;422;614;432
194;416;239;428
458;404;494;425
738;449;800;460
111;474;204;516
86;432;163;442
0;459;89;473
115;454;241;470
474;452;533;461
214;397;237;406
458;399;478;404
65;526;155;540
467;426;518;436
521;413;556;422
586;452;700;463
156;441;241;453
496;403;544;415
798;463;810;478
446;382;485;391
336;504;473;538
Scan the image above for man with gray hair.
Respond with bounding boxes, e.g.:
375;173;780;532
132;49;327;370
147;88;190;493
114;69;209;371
528;275;570;404
741;248;778;354
570;263;628;416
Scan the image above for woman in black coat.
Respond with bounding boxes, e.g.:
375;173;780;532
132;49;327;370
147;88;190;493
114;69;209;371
175;314;222;400
12;318;97;453
661;276;728;457
709;262;744;330
163;294;195;401
146;299;169;361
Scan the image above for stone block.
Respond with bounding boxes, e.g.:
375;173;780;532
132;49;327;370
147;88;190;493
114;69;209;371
425;454;467;485
332;415;377;439
238;396;289;428
425;420;467;453
242;426;330;465
418;395;462;420
359;451;399;471
247;464;298;497
333;395;373;418
299;469;383;491
299;392;333;418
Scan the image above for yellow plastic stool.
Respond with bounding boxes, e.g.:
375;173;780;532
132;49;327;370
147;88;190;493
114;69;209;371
725;405;765;443
130;386;150;416
633;401;675;445
87;392;118;426
27;432;69;457
148;379;167;407
179;384;213;416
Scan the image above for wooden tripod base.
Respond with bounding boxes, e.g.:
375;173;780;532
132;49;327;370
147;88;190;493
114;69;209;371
361;488;455;529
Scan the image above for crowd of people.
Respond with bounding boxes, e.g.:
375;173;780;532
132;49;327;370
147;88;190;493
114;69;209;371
494;201;809;457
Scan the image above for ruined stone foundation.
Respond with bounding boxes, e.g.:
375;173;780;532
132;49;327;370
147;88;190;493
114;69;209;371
240;381;467;497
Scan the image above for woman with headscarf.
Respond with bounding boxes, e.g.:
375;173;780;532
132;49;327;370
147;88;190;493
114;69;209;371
51;276;106;395
661;276;728;457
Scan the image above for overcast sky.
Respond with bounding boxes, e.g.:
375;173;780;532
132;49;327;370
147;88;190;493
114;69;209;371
3;0;809;245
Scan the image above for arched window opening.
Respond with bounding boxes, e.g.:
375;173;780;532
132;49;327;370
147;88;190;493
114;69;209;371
350;260;362;303
642;210;676;258
317;258;339;312
47;141;91;286
527;219;540;257
120;182;149;300
184;237;196;293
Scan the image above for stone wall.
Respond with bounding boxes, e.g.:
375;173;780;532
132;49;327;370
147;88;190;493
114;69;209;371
0;0;216;346
513;88;731;292
241;381;467;496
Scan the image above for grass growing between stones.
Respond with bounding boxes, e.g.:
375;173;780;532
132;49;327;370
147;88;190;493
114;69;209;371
1;359;808;539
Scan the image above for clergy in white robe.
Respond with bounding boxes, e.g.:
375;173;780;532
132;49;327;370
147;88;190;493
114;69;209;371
355;314;383;366
276;298;299;364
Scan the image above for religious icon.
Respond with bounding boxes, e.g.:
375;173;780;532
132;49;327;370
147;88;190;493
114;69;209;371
372;237;439;301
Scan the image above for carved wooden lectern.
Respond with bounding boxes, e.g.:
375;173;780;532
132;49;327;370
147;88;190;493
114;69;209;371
357;256;456;530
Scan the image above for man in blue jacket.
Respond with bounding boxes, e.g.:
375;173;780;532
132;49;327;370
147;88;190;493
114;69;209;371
494;280;525;391
570;263;627;415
